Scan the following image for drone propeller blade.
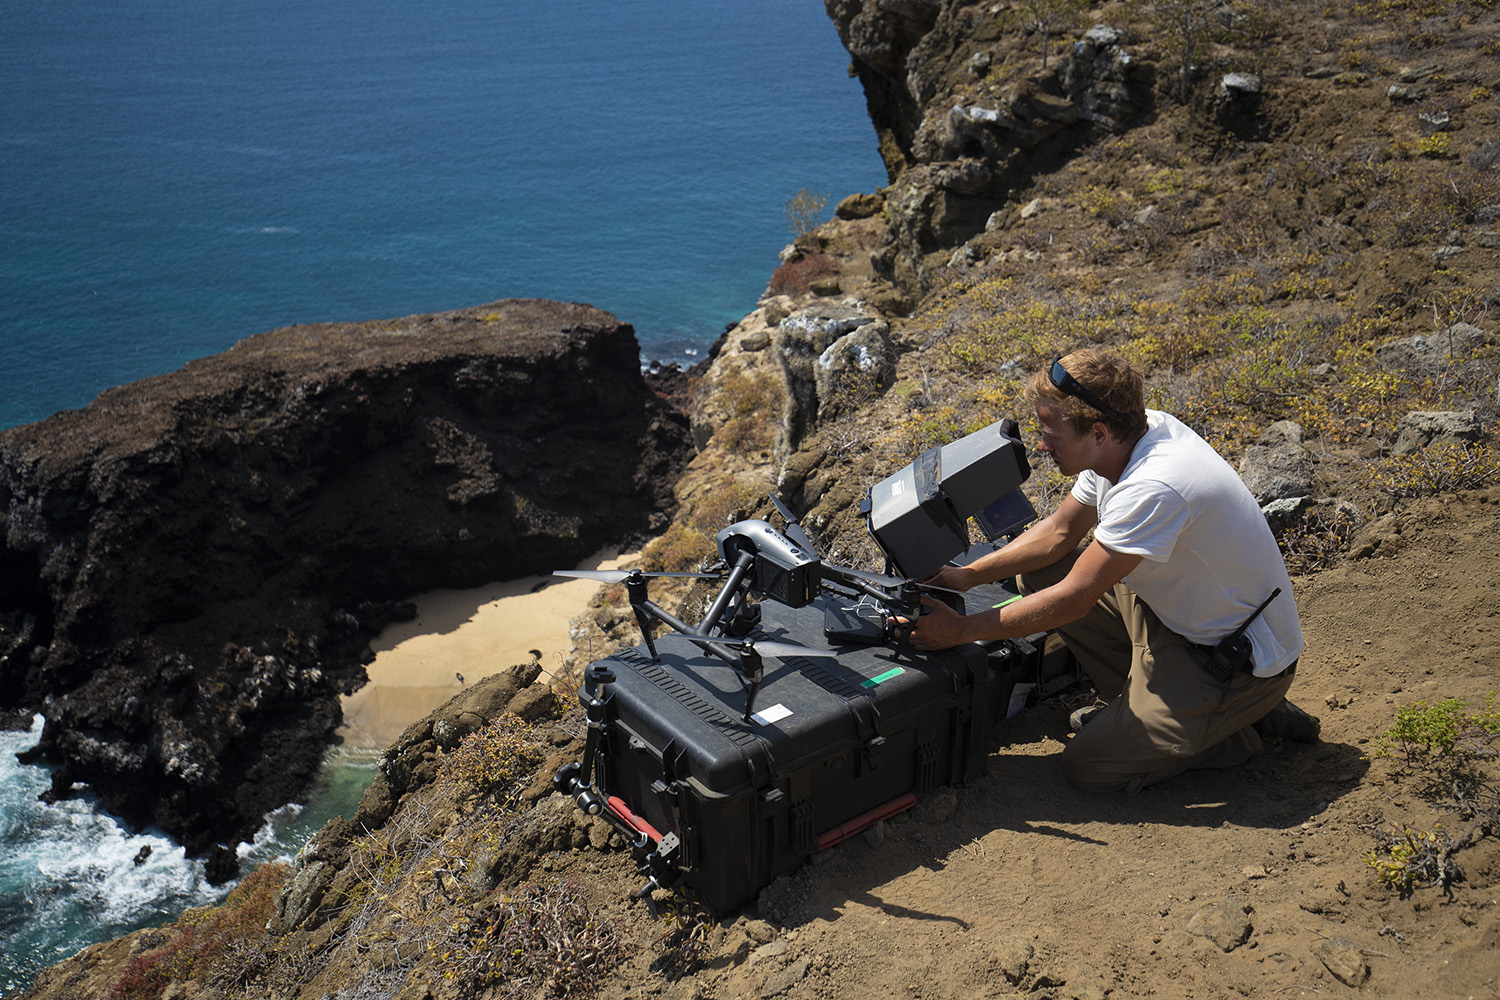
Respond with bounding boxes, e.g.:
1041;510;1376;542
743;640;841;661
915;580;970;597
826;564;906;588
767;493;797;522
824;563;969;597
553;569;719;583
768;493;818;552
675;634;839;661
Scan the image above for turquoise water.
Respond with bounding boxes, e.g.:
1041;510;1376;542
0;1;884;990
0;718;379;995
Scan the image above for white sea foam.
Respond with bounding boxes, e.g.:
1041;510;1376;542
0;726;379;993
0;718;217;992
2;718;220;928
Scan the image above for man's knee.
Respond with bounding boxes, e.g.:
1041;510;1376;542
1059;738;1153;794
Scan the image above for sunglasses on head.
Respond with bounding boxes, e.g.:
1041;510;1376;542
1049;357;1136;429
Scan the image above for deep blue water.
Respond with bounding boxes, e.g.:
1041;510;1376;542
0;1;882;991
0;0;884;431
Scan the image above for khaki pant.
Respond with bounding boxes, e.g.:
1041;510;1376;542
1018;550;1294;794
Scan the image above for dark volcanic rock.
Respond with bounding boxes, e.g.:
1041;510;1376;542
0;299;689;854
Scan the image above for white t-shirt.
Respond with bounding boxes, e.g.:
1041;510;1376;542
1071;410;1304;676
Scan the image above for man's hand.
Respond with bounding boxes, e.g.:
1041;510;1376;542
923;564;976;593
899;595;969;651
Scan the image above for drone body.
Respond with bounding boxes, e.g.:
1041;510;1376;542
714;518;820;609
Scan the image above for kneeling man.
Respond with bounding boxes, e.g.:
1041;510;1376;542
908;349;1317;793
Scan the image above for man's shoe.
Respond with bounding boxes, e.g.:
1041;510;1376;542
1069;703;1105;733
1254;699;1320;743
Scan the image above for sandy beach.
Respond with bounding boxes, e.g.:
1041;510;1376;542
337;550;633;751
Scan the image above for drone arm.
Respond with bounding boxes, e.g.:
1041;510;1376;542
820;565;896;604
628;597;746;671
740;649;764;722
622;574;662;660
696;548;757;635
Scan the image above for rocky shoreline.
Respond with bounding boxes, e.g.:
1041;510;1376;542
0;299;692;869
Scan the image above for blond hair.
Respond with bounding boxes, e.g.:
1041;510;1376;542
1022;349;1146;441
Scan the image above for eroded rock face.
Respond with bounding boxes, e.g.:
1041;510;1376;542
0;299;689;855
824;1;1155;295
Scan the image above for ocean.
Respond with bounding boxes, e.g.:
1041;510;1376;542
0;0;883;991
0;0;884;430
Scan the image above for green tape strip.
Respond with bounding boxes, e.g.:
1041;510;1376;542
992;594;1024;609
861;666;904;688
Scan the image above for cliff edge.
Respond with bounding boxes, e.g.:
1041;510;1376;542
0;298;690;861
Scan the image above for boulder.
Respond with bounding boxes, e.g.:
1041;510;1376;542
775;303;896;450
1374;321;1490;372
1240;420;1314;503
1392;409;1486;456
1186;897;1253;952
1315;937;1370;986
835;192;886;220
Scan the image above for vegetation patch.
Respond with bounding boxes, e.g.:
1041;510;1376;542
104;864;290;1000
438;714;550;806
438;877;628;996
768;253;839;297
1363;694;1500;895
708;367;782;454
1274;503;1364;575
1359;442;1499;497
1369;693;1500;770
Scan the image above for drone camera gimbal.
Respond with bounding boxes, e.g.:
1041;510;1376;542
714;518;821;609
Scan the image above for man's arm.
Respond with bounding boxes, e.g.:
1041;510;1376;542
907;540;1141;650
926;494;1099;592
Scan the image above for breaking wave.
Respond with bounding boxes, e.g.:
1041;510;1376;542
0;717;375;995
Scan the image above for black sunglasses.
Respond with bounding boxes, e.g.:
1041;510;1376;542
1049;358;1136;429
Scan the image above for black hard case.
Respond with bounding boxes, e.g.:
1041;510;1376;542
592;594;992;914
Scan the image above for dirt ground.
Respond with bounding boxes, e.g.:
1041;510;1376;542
557;485;1500;1000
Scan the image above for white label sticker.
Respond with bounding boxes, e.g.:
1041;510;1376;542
751;703;792;726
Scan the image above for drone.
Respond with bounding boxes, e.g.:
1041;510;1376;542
551;419;1039;914
549;492;970;869
554;494;963;721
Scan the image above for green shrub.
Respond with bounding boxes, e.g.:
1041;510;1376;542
1369;693;1500;767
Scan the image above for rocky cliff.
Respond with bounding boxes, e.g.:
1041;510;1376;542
0;299;690;862
825;0;1153;298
